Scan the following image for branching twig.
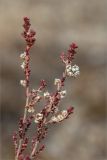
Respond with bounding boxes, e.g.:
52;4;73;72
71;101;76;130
13;17;80;160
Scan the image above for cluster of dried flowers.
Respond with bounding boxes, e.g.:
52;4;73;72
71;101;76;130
13;17;80;160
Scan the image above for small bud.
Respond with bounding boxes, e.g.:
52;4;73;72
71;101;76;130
20;52;26;59
67;71;73;77
66;64;72;72
40;80;47;88
60;90;67;98
28;107;35;113
34;113;43;123
34;119;39;123
32;89;36;93
66;64;72;76
71;43;78;49
61;110;68;117
25;156;31;160
36;95;41;101
20;80;27;87
34;96;41;103
54;107;59;113
67;106;74;114
51;116;58;122
44;91;50;98
54;79;61;85
57;114;64;121
21;62;26;70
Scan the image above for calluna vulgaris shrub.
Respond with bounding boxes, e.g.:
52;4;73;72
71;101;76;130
13;17;80;160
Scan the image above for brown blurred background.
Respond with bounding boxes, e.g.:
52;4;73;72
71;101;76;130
0;0;106;160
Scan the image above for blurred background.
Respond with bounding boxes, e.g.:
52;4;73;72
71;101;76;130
0;0;106;160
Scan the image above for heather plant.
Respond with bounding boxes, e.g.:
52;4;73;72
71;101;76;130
13;17;80;160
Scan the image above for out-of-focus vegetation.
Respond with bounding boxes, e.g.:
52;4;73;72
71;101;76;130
1;0;106;160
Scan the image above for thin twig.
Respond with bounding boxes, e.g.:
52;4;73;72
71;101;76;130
30;141;39;159
15;87;29;160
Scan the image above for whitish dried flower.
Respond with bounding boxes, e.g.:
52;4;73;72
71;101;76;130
57;114;64;121
34;113;43;123
44;91;50;98
61;110;68;117
54;79;61;85
66;64;72;77
51;113;65;123
20;80;26;87
28;107;35;113
67;71;73;77
71;65;80;77
66;64;80;77
20;52;26;59
66;64;72;72
71;65;79;72
74;70;80;77
51;116;58;122
36;95;41;100
34;119;39;123
54;107;59;113
21;62;26;70
32;89;36;93
60;90;67;98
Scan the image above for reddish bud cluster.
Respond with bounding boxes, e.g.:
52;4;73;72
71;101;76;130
20;17;36;87
24;55;30;86
21;138;29;153
67;106;74;115
40;80;47;90
13;132;18;154
36;123;48;142
35;144;45;157
53;92;60;106
67;43;78;63
18;154;24;160
25;156;31;160
19;118;25;139
60;42;78;64
18;155;31;160
25;116;34;132
26;81;47;112
61;77;66;86
23;17;31;32
22;17;36;48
